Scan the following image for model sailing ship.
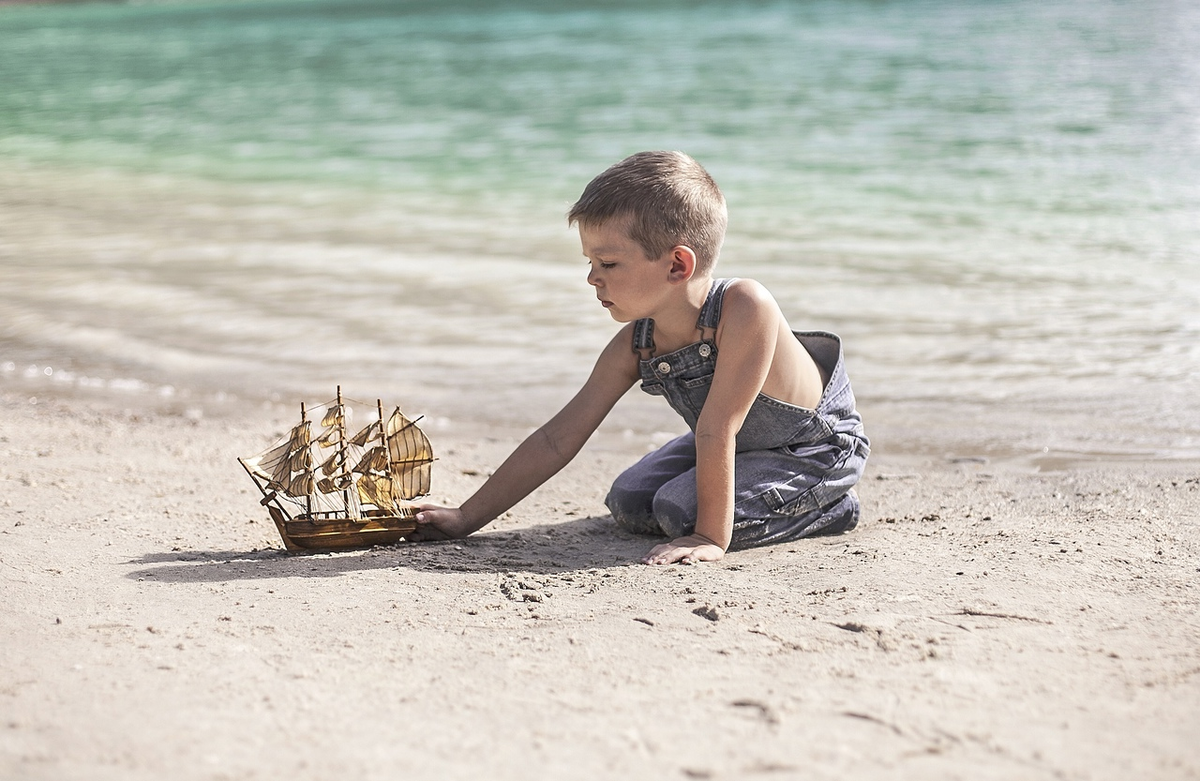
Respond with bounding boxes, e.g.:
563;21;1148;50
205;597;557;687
238;388;434;551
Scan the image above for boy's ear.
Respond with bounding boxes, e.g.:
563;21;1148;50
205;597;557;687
666;245;697;284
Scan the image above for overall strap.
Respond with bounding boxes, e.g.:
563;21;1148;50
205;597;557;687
696;278;737;333
630;278;736;357
631;318;655;359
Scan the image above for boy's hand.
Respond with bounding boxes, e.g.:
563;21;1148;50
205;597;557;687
642;534;725;565
409;505;475;541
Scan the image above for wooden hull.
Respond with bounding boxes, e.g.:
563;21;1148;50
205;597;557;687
268;506;417;552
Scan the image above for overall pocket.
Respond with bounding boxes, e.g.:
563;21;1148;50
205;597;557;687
678;374;712;418
762;443;848;516
640;379;667;397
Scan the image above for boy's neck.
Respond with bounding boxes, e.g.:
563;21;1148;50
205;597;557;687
648;274;715;348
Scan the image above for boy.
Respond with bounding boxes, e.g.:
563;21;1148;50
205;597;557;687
414;151;869;565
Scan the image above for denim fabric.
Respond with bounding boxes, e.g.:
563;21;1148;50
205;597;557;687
606;278;870;548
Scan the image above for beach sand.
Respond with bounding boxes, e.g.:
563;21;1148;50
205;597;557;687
2;391;1198;780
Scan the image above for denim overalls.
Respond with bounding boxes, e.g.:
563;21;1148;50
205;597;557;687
605;278;870;549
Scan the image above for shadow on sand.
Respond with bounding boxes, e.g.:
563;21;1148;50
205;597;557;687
124;515;658;583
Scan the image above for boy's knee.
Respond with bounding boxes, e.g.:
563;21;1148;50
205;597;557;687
810;488;859;535
605;485;661;536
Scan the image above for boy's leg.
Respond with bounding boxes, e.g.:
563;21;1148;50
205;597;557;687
606;433;696;536
726;443;865;549
730;489;859;549
649;469;699;538
652;443;865;548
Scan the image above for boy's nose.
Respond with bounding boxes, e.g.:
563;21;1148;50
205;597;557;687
587;267;601;287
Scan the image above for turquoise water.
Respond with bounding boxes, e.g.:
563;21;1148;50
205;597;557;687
2;0;1199;445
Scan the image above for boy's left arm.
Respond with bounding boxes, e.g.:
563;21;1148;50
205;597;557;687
643;281;780;565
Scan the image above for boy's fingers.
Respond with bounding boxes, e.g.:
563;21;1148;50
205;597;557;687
410;526;450;542
645;549;688;565
415;509;445;525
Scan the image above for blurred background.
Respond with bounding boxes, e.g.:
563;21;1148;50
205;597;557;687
1;0;1198;459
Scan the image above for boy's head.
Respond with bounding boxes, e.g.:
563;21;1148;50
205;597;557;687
568;151;728;275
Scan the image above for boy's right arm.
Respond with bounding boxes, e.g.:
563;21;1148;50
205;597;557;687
412;326;639;540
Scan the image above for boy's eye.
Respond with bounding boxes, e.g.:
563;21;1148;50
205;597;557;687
600;262;616;269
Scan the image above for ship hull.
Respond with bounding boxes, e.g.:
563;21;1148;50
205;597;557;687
268;506;418;552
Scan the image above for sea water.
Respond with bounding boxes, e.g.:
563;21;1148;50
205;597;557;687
1;0;1198;454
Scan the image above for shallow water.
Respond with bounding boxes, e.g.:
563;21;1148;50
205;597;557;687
1;0;1198;452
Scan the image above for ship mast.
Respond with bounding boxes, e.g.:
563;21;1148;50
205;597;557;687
377;399;392;493
300;401;313;518
340;386;357;518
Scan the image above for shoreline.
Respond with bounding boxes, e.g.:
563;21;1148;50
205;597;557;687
7;368;1200;469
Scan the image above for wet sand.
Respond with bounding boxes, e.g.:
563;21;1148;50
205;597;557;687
2;392;1198;780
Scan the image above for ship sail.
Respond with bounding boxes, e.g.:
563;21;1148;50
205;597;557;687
319;449;347;477
352;446;387;476
284;447;312;476
349;420;379;448
316;448;353;494
284;471;315;497
314;427;341;448
385;408;433;500
316;474;352;494
356;472;396;511
320;405;347;428
242;420;313;496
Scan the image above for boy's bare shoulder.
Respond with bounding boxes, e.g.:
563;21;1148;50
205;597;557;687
721;278;785;320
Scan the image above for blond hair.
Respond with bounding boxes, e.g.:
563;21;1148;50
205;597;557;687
568;151;728;273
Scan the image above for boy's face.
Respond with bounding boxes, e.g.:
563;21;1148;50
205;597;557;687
579;217;673;323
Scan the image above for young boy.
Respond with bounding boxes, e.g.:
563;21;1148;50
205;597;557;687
413;151;869;565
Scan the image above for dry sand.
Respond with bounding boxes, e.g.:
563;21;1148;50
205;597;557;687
2;391;1199;780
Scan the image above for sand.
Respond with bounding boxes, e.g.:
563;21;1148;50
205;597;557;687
1;390;1198;781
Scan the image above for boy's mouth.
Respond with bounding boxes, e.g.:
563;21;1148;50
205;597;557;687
599;299;613;308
